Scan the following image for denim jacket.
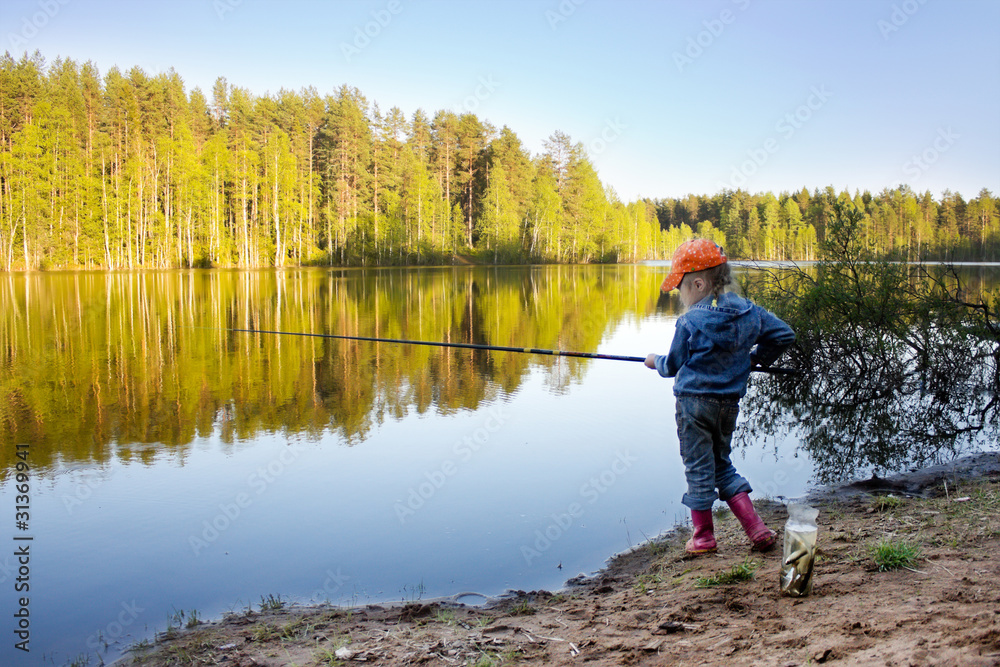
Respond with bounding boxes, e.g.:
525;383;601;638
653;292;795;398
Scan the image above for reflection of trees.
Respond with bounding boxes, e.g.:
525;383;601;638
739;204;1000;483
0;266;664;472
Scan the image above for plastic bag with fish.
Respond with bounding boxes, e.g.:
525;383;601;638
780;503;818;597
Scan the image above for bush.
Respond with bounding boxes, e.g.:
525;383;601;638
740;202;999;482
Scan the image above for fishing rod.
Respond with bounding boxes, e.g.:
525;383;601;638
222;327;800;375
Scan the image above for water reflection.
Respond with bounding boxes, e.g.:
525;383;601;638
2;265;996;481
0;266;665;472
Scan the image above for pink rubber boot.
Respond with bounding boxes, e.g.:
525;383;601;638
727;492;777;551
686;509;717;555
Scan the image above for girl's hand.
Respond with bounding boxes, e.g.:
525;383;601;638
644;354;657;369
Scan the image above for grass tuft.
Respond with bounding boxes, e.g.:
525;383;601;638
871;494;906;512
634;572;663;594
694;557;759;588
870;537;922;571
250;622;279;642
433;608;456;625
259;593;285;611
508;600;535;616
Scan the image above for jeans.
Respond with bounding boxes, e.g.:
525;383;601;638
675;395;752;510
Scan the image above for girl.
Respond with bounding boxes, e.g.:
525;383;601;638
645;239;795;555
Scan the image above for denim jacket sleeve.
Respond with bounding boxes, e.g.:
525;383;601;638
653;319;689;378
749;307;795;368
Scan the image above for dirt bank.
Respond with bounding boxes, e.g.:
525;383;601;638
124;453;1000;666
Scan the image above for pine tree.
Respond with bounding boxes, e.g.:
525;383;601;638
398;144;439;260
317;85;371;264
759;193;781;260
430;110;458;225
782;197;804;258
477;161;520;261
454;113;490;247
562;150;607;262
227;86;260;267
527;162;561;261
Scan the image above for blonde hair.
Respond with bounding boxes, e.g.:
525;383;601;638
683;262;732;297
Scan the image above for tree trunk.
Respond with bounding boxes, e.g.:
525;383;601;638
273;149;281;267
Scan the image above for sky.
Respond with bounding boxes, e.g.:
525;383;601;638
2;0;998;202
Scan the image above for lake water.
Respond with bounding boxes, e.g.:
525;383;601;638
0;264;994;665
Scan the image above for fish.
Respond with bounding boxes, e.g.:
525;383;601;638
780;533;815;597
783;548;809;566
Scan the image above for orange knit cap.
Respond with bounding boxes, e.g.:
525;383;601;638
660;239;727;292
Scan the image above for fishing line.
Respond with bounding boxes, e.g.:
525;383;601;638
213;327;799;375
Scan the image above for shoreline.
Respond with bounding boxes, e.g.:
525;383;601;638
121;451;1000;666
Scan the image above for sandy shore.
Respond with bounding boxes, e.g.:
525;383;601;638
123;453;1000;666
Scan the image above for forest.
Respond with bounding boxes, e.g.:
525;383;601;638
1;51;998;271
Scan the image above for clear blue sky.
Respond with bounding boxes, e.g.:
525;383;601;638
3;0;998;201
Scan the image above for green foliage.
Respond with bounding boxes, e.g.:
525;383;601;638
433;608;456;625
693;557;759;588
6;53;994;270
634;572;663;594
0;53;676;270
654;185;999;262
401;581;426;603
259;594;285;611
869;538;922;571
507;601;535;616
250;622;280;642
472;650;522;667
741;201;1000;482
168;608;203;629
476;162;523;262
871;495;906;513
